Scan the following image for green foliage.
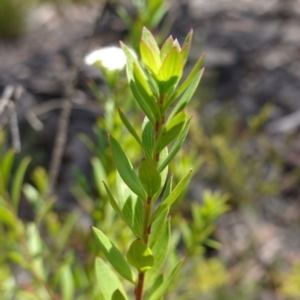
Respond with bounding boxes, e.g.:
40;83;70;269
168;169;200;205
91;27;204;299
117;0;169;50
279;263;300;299
0;0;28;37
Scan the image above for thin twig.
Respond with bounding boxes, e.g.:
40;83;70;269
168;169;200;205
0;85;24;152
0;85;14;128
26;98;102;131
8;101;21;152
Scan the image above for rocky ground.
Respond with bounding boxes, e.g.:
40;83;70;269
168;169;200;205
1;0;300;299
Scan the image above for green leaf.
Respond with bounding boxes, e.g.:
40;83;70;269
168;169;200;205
110;135;147;201
11;156;31;211
133;62;153;97
170;54;205;103
0;149;15;191
95;258;128;300
92;227;136;283
8;251;31;270
158;118;192;172
140;41;160;75
157;47;182;83
149;208;169;248
126;239;154;272
0;205;15;228
160;36;174;62
116;173;143;238
155;111;186;152
60;265;74;300
145;274;164;300
129;81;155;124
146;219;170;287
120;41;138;82
133;63;161;120
147;259;184;300
31;166;48;195
15;291;43;300
141;27;161;59
92;157;107;197
147;0;168;28
102;181;123;219
157;147;169;192
142;119;155;160
180;29;193;66
27;223;45;280
140;27;161;74
112;289;127;300
167;69;204;120
150;170;192;223
138;160;161;197
161;175;173;202
118;108;142;146
55;210;80;252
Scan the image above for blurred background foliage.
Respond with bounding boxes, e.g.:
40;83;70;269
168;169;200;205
1;0;300;299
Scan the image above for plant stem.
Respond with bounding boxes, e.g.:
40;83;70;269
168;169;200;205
135;272;145;300
135;94;166;299
135;196;152;300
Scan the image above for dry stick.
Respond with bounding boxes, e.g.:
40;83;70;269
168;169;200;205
48;0;110;195
8;101;21;152
26;98;102;131
0;85;24;152
0;85;14;128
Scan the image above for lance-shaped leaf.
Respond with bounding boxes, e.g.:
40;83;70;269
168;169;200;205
112;289;127;300
149;208;169;248
126;239;154;272
95;258;128;300
110;135;147;200
145;219;170;288
60;265;74;300
116;172;143;238
167;69;204;121
27;223;45;280
133;63;161;120
161;174;173;202
140;41;160;75
157;47;182;83
168;54;205;104
0;206;15;228
160;36;174;62
147;259;184;300
92;227;136;283
0;149;15;192
130;81;155;124
158;118;192;172
138;160;161;197
102;181;123;219
92;157;107;197
120;41;137;82
140;27;161;74
180;29;193;66
142;119;155;160
145;275;164;300
11;156;31;212
118;108;142;146
150;170;192;223
155;111;186;152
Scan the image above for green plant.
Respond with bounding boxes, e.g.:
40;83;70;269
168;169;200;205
91;27;204;300
117;0;169;51
0;0;29;37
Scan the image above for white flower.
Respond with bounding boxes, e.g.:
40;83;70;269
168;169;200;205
84;46;128;71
